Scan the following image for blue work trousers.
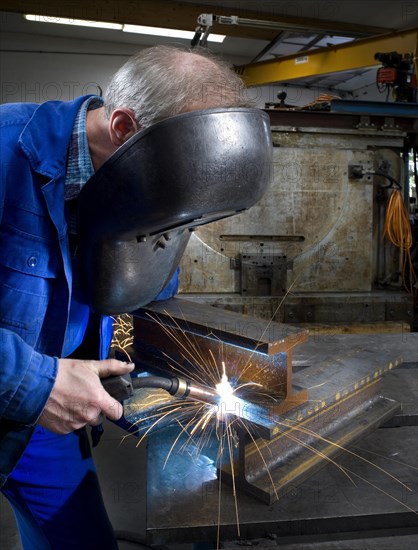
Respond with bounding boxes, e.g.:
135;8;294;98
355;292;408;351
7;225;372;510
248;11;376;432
1;426;118;549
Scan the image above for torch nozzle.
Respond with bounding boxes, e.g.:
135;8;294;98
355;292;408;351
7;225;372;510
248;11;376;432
129;374;219;404
170;377;219;404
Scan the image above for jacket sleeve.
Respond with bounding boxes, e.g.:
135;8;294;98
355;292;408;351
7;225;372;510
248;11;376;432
0;329;57;426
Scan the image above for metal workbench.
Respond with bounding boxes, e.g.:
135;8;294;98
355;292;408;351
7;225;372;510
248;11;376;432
144;332;418;548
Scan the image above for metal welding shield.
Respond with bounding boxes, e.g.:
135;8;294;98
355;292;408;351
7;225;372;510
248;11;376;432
78;107;272;315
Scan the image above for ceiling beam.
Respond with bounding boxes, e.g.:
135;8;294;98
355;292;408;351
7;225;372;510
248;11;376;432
234;27;418;86
0;1;392;41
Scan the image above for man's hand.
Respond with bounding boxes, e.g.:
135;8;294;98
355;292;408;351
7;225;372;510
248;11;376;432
38;358;134;434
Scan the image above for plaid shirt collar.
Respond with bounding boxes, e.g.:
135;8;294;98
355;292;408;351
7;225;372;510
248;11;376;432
65;96;103;201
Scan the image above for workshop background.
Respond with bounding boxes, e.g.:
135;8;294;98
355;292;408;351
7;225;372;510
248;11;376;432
0;1;417;549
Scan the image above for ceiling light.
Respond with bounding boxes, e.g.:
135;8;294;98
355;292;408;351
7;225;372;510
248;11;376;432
24;14;123;31
123;24;226;43
23;15;226;43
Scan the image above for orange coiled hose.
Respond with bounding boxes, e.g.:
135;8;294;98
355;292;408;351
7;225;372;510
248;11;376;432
383;189;417;297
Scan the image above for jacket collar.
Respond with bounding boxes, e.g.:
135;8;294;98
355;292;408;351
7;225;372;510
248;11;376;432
18;95;96;179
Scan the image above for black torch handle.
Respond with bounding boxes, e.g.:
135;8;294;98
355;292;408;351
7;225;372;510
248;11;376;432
101;373;134;402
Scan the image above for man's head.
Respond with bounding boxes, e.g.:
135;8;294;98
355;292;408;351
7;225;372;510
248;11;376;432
80;45;272;314
102;45;249;148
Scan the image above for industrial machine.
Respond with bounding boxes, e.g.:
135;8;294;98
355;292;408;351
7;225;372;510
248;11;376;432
177;104;417;329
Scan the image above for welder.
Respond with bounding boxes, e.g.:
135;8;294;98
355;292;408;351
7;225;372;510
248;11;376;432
0;45;272;549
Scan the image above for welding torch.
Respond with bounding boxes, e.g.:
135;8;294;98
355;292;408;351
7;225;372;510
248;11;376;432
101;372;219;404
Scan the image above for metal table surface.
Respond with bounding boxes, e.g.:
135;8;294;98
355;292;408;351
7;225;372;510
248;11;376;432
145;333;418;547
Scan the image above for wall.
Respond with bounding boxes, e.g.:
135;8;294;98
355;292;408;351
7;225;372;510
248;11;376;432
0;31;141;104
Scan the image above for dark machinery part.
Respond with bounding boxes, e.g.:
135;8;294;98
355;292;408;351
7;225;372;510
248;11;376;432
348;163;401;189
78;107;272;315
265;91;290;109
191;24;211;47
375;51;417;102
101;372;219;404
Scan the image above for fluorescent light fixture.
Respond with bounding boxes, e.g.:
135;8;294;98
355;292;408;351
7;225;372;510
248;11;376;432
123;24;226;43
23;14;226;43
24;14;123;31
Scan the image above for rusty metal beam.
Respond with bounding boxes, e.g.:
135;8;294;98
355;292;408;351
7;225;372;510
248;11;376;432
221;383;400;504
131;298;309;398
133;297;308;356
0;0;392;41
235;27;418;86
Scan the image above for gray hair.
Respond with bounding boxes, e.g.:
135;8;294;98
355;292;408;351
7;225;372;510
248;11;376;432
103;45;249;128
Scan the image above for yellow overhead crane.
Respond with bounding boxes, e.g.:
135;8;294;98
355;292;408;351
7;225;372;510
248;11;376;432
234;27;418;87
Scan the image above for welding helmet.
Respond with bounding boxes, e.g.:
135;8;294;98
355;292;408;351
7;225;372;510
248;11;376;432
78;107;272;314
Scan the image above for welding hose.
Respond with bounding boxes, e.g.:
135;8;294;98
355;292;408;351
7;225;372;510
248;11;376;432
102;372;218;403
132;375;190;397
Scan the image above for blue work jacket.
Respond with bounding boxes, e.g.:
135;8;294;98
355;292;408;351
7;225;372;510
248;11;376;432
0;97;178;486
